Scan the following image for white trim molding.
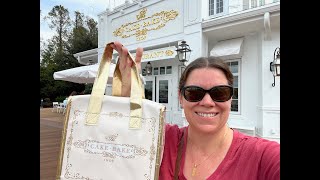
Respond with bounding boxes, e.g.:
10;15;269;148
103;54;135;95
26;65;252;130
257;106;280;111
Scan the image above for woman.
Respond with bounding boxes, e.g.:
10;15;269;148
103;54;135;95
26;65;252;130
111;41;280;180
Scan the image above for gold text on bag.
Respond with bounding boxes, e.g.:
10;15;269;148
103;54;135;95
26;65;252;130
56;42;166;180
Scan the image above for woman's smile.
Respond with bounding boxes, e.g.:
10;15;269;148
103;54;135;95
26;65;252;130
196;112;218;118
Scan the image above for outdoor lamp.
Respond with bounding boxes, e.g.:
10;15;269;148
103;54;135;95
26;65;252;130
270;47;280;87
176;41;192;62
145;61;152;75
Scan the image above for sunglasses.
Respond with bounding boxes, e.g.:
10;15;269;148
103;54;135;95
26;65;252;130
181;85;233;102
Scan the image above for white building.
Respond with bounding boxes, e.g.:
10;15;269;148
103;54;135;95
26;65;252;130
74;0;280;142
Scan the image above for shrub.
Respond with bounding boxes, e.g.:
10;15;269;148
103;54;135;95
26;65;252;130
56;96;66;102
42;98;52;108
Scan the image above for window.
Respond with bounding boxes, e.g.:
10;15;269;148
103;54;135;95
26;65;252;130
150;66;172;75
160;67;166;75
209;0;225;16
142;69;146;76
225;60;240;113
145;81;153;101
153;67;159;75
166;66;172;74
159;80;168;103
251;0;257;8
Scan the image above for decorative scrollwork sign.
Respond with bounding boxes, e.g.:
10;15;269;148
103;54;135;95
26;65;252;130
113;8;179;41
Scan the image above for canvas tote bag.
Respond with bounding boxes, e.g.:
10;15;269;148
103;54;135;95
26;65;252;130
56;42;166;180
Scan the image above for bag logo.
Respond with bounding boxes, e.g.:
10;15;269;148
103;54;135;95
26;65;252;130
73;139;148;160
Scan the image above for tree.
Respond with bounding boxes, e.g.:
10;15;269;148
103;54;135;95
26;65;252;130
86;16;98;49
40;40;55;67
40;5;98;103
44;5;71;55
67;11;98;54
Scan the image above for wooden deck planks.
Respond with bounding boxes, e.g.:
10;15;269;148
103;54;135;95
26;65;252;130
40;108;65;180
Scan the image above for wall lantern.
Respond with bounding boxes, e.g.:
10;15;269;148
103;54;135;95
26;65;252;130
176;41;192;62
145;61;152;76
270;47;280;87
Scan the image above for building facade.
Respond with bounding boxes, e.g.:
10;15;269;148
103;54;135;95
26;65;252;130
73;0;280;142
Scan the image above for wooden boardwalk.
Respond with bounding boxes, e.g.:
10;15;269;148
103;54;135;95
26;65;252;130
40;108;65;180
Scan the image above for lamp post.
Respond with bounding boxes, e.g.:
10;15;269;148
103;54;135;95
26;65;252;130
176;41;192;62
270;47;280;87
145;61;152;76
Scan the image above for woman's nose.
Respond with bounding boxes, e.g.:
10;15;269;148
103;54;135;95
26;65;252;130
199;92;216;106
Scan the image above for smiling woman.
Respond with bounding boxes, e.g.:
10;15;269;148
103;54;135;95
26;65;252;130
114;41;280;180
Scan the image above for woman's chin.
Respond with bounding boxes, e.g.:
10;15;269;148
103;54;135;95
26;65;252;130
191;124;218;134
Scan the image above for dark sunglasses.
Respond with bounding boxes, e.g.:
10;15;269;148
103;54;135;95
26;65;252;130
181;85;233;102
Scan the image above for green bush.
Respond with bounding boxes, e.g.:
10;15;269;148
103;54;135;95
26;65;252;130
42;98;52;108
84;84;93;94
56;96;66;102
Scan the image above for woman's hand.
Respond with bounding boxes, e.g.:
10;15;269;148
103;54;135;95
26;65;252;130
111;41;143;97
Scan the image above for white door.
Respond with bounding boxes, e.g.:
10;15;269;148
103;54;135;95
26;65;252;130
156;76;172;123
143;75;173;123
156;76;171;108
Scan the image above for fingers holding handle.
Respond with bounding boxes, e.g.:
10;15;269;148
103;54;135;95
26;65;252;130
110;41;143;96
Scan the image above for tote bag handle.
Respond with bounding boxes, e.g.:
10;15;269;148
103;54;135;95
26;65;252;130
85;42;144;129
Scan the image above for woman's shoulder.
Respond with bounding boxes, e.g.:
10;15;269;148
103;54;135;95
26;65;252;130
232;129;280;159
165;124;187;137
165;123;186;133
219;130;280;180
164;124;187;144
234;129;280;148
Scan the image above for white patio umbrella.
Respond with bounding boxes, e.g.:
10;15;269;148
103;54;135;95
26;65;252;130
53;63;116;84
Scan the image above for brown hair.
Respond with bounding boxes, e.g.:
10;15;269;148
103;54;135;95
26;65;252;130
178;57;234;92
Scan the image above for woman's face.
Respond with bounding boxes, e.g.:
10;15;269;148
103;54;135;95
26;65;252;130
179;68;232;134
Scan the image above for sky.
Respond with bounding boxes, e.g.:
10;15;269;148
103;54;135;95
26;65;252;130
40;0;126;42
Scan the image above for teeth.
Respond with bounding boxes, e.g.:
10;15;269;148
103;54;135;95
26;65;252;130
197;112;217;117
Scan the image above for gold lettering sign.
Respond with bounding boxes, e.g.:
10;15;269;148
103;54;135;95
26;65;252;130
142;50;175;60
113;8;179;41
131;46;177;62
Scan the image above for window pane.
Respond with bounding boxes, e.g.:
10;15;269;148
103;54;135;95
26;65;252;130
160;67;165;75
145;81;153;101
166;66;172;74
153;67;158;75
227;60;240;113
233;76;238;88
233;88;238;99
217;0;223;13
209;0;214;15
142;69;146;76
231;100;238;111
159;80;168;103
251;0;257;8
230;61;238;73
